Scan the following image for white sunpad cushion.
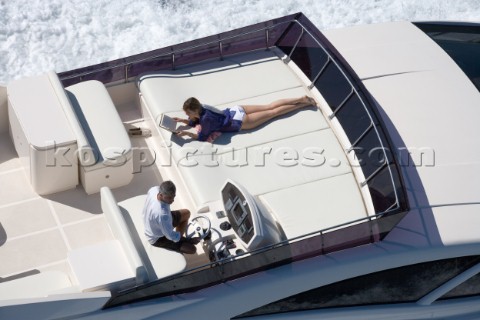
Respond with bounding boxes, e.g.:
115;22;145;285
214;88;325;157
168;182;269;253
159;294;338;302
158;88;329;164
258;173;367;239
183;49;284;75
138;53;302;121
157;87;320;148
163;106;326;160
177;129;352;206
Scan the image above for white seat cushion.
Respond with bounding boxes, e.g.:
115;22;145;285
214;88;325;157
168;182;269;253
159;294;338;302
65;80;132;166
100;187;148;284
68;240;136;291
159;87;328;156
177;129;351;206
0;271;72;300
259;173;368;239
138;50;302;123
117;194;187;279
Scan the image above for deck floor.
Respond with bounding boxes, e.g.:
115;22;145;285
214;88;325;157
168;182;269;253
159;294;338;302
0;93;211;281
0;126;167;280
1;84;185;276
0;50;369;283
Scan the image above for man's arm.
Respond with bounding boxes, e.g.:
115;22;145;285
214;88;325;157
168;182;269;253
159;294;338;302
160;214;181;242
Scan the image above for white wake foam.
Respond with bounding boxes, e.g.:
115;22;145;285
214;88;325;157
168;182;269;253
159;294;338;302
0;0;478;84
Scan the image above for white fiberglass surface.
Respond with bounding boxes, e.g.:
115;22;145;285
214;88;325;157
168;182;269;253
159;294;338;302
0;129;160;281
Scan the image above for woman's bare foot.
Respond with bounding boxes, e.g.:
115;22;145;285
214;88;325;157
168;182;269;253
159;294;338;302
296;95;317;107
299;95;309;104
297;95;316;106
306;96;317;106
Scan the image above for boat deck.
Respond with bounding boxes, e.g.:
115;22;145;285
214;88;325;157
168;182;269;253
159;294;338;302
0;94;205;279
0;49;369;285
0;129;156;280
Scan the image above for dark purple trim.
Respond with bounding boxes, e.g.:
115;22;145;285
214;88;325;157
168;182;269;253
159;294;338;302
414;21;480;33
57;12;409;309
105;211;407;308
58;13;300;87
294;14;409;216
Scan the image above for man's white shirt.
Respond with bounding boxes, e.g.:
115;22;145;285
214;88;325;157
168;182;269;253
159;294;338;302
142;186;181;244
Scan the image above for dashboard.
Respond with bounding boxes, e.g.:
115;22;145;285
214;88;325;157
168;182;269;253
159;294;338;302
199;179;282;262
222;182;255;245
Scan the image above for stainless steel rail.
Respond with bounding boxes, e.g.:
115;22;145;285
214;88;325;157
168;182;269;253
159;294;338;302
63;16;401;216
179;207;389;276
289;20;401;215
60;19;402;217
60;21;292;82
106;19;407;303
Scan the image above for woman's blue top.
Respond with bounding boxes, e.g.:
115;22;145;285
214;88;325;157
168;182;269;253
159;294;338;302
188;105;241;141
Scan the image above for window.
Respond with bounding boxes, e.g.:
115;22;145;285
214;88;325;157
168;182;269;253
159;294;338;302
335;94;370;144
277;19;408;215
278;28;329;81
235;255;480;318
314;61;351;111
440;273;480;300
368;164;401;213
415;22;480;92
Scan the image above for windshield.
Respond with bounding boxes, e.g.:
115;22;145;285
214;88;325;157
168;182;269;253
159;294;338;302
415;22;480;92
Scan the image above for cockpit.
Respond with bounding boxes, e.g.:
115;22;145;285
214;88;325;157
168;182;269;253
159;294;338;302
187;180;283;262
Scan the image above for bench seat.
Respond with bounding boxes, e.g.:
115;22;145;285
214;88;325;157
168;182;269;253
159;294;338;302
67;240;139;291
65;188;150;291
100;187;149;285
116;193;187;280
64;80;133;194
8;72;135;195
0;271;73;301
101;187;186;281
7;72;79;195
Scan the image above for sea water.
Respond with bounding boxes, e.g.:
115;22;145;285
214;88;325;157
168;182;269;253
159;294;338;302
0;0;479;84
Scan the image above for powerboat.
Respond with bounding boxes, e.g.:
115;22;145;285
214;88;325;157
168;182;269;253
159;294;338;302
1;12;480;319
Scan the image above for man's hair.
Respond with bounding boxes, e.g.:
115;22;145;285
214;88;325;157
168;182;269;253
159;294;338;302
159;180;176;197
183;97;202;113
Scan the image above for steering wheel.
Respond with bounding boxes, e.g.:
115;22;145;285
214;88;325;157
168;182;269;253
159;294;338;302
186;216;211;240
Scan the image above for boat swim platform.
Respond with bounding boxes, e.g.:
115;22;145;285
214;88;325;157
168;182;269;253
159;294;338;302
0;48;370;287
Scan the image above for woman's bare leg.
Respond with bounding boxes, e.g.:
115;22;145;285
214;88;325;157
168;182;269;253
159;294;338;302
242;96;312;114
241;101;311;130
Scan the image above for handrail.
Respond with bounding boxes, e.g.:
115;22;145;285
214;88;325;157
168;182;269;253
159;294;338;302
59;16;402;216
59;20;293;82
105;16;408;306
328;87;353;119
222;208;385;262
288;20;401;215
309;56;331;90
114;204;387;297
288;27;304;60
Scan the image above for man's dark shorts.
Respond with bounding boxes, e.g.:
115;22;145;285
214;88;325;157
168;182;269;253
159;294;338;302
152;210;185;252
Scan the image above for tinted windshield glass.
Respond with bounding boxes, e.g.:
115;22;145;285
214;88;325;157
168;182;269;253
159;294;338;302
415;22;480;92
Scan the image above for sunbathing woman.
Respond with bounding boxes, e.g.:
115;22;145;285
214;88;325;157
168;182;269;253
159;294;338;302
174;96;316;141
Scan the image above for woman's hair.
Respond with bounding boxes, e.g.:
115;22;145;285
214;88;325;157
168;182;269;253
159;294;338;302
183;97;202;114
